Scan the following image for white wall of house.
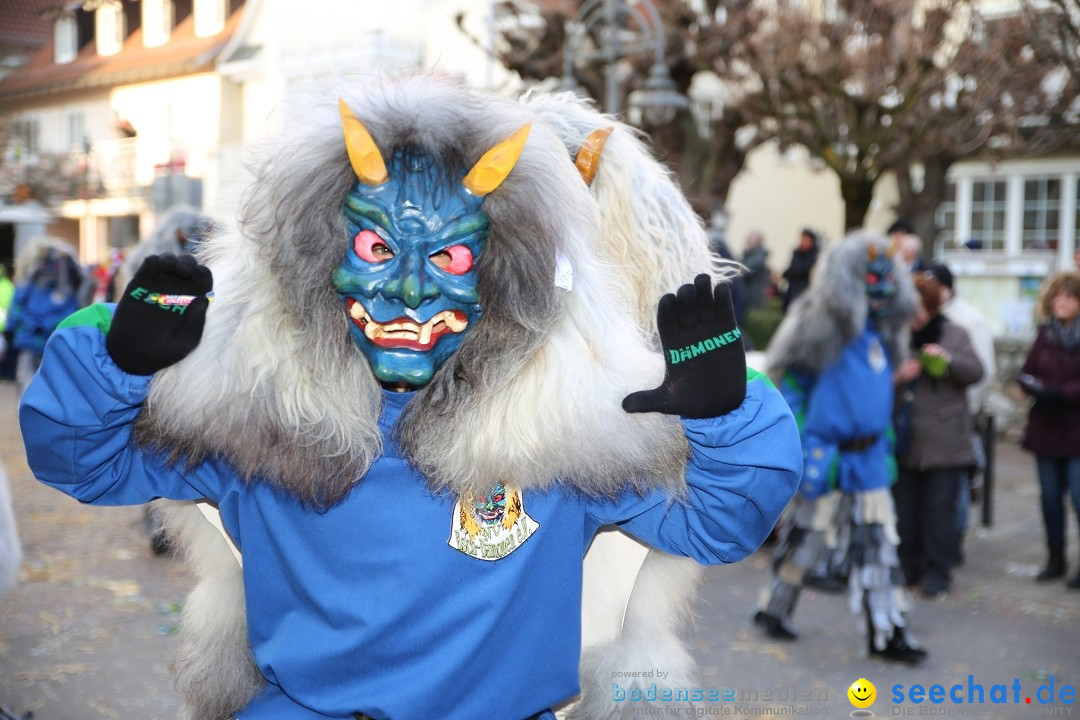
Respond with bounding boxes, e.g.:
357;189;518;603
9;93;112;155
110;72;226;185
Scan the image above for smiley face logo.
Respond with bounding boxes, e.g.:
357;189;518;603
848;678;876;709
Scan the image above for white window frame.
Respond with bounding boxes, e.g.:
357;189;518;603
942;160;1079;270
967;178;1009;252
1021;176;1063;252
194;0;226;37
54;14;78;64
15;116;41;156
96;1;125;57
142;0;175;48
67;110;86;151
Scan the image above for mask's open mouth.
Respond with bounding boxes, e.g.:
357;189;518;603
347;298;468;351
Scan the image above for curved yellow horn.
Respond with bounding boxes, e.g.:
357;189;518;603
339;98;388;186
574;126;614;186
868;243;879;262
463;124;532;197
885;236;900;259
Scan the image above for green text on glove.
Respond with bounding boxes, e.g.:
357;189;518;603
129;286;197;313
668;326;742;365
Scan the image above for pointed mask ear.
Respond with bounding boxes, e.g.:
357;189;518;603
574;126;613;186
339;98;388;186
462;124;531;197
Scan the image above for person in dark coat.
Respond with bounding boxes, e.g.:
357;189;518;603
741;231;770;310
892;274;983;599
707;225;749;331
1017;271;1080;588
781;228;819;313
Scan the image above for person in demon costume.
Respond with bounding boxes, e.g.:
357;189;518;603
21;76;800;720
752;231;927;664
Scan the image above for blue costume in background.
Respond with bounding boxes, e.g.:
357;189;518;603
22;316;801;720
6;244;84;392
753;234;925;664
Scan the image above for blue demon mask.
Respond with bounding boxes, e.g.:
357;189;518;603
332;100;530;386
866;251;898;319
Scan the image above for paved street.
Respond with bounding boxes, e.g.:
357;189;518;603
2;378;1079;719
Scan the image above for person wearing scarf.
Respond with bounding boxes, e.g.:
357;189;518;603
892;274;983;599
1017;271;1080;588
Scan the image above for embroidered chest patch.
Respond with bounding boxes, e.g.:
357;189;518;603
448;483;539;561
868;337;887;373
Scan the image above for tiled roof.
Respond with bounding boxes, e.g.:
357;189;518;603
0;0;60;53
0;5;244;100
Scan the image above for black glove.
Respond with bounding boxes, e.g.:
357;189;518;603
1033;387;1066;413
106;254;212;375
623;274;747;419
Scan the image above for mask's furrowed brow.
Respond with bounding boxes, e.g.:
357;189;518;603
344;194;393;231
434;214;489;245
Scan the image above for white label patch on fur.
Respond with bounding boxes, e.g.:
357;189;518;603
448;485;539;561
869;337;887;373
554;250;573;291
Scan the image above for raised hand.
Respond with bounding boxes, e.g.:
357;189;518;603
623;274;747;419
106;254;213;375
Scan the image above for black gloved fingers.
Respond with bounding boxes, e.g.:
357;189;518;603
656;293;678;325
172;296;210;345
188;262;213;294
713;282;736;327
139;254;163;276
129;253;213;295
675;283;698;328
174;253;198;279
156;253;177;274
622;388;663;414
693;274;716;323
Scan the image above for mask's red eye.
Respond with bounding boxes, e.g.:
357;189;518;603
430;245;474;274
492;493;504;503
354;230;394;263
867;273;879;285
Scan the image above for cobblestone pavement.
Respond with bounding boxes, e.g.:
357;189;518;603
2;378;1078;719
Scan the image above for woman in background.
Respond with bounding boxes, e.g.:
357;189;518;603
1017;271;1080;588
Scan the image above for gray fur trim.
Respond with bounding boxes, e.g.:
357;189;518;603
135;74;687;507
154;500;263;720
766;229;917;377
116;206;220;291
566;551;703;720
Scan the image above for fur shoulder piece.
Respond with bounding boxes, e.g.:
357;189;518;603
766;229;917;377
134;75;688;508
521;91;735;340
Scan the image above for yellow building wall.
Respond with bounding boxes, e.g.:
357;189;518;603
725;141;900;268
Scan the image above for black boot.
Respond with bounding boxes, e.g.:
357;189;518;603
1037;545;1066;582
753;611;798;641
1067;573;1080;590
869;626;928;665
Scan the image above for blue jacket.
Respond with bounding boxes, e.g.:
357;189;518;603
780;325;896;498
20;313;801;720
7;280;81;353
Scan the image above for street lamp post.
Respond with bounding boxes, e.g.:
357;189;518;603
562;0;688;121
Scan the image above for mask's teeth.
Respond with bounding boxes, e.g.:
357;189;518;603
364;318;381;340
349;302;366;322
418;320;433;346
445;312;468;332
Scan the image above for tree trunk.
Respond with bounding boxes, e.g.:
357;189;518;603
840;175;876;232
896;155;954;255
